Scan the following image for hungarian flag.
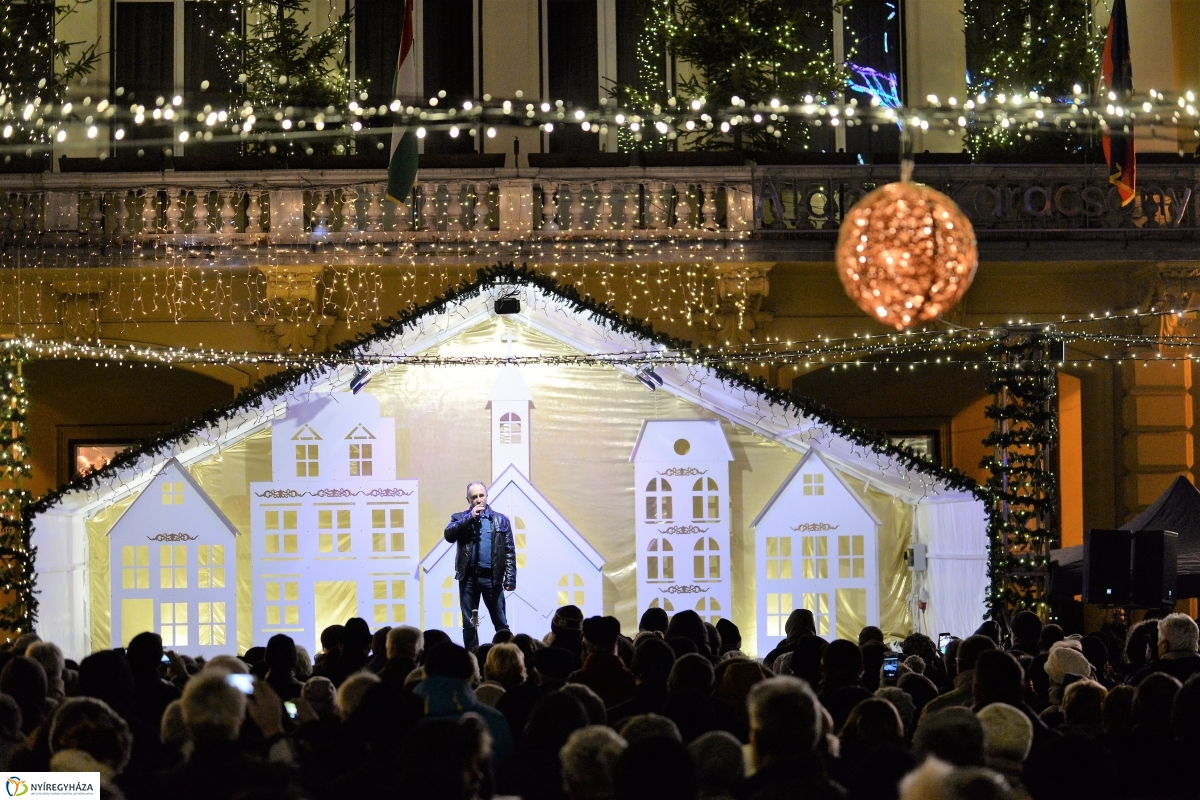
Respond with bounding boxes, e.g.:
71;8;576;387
385;0;419;206
1101;0;1136;207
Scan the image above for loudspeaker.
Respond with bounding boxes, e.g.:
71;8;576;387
1131;530;1179;607
1083;529;1131;604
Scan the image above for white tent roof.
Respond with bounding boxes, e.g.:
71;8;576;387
36;280;976;521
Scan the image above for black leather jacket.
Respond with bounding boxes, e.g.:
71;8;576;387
444;506;517;590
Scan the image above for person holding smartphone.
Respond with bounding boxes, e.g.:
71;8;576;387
444;481;516;650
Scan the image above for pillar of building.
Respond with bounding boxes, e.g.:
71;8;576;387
1121;360;1194;516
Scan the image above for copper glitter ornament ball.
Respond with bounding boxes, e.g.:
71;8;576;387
835;181;978;330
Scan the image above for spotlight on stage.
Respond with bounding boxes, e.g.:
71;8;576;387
350;368;372;394
494;292;521;315
636;366;664;391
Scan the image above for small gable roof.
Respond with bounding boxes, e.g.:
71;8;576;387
107;458;240;539
630;419;734;463
488;364;533;403
751;447;883;528
420;464;604;573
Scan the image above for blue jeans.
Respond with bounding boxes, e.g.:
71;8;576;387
459;570;508;650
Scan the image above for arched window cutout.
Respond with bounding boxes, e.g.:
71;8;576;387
693;536;721;580
645;477;673;522
499;412;522;444
694;596;721;623
691;477;720;521
558;573;584;607
646;538;674;581
650;597;674;612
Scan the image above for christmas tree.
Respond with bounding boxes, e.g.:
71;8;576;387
223;0;354;156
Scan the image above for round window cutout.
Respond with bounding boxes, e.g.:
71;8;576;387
673;438;691;456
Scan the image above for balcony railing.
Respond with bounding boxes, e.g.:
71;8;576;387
0;163;1196;250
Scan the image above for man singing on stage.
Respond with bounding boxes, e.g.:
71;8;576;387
444;481;516;649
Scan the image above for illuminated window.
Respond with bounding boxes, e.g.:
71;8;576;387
765;536;793;580
803;592;830;636
160;602;188;646
801;536;828;579
645;478;673;522
349;443;373;476
692;477;720;521
372;508;406;552
803;473;825;496
373;579;406;625
649;597;674;612
441;576;461;628
265;581;299;627
266;509;296;554
558;573;584;607
514;516;527;568
197;544;225;588
198;602;226;645
121;545;149;589
296;444;319;477
646;538;674;581
695;596;721;623
159;545;187;589
693;537;721;580
838;535;866;579
766;593;793;638
499;412;522;444
162;481;184;505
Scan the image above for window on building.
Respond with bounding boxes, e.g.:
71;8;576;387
441;575;461;628
694;596;721;623
843;0;904;155
296;445;320;477
801;536;828;579
547;0;598;153
499;413;522;445
121;545;150;589
766;592;793;637
649;597;674;612
766;536;793;580
159;544;187;589
803;592;830;636
162;481;184;505
646;538;673;581
692;477;719;521
319;509;352;553
265;580;299;626
112;0;242;161
558;573;585;607
7;1;55;98
420;0;475;154
265;510;300;554
802;473;824;496
197;544;225;588
198;601;226;645
349;444;373;476
645;478;673;522
160;601;188;646
373;579;406;625
838;534;866;579
693;537;721;580
514;516;527;568
372;508;406;553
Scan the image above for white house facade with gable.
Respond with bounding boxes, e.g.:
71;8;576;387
107;459;239;657
630;420;733;623
752;448;881;649
249;393;420;653
420;363;604;644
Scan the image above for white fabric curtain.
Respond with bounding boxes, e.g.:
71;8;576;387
915;498;989;640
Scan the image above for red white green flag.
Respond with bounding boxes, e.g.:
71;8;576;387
385;0;419;205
